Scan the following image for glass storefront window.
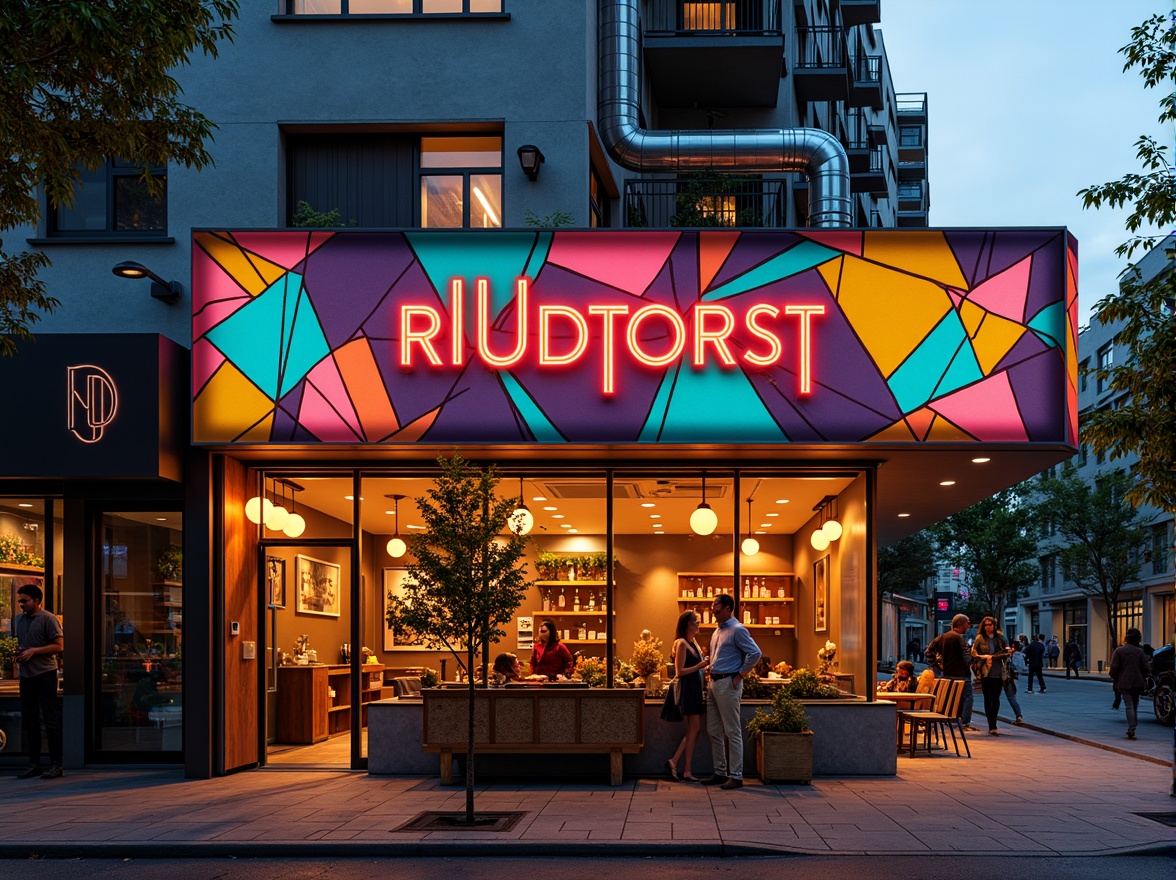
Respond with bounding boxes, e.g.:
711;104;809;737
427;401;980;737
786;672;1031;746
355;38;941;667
98;511;183;753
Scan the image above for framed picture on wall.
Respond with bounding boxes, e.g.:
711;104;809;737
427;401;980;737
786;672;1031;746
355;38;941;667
266;556;286;609
295;554;341;618
813;555;829;633
384;567;426;650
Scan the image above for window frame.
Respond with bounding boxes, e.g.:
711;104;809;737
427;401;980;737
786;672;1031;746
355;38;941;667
417;136;503;230
281;0;504;15
47;158;168;239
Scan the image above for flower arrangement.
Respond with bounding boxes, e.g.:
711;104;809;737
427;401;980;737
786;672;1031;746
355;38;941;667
0;534;43;568
614;659;637;684
629;629;664;677
575;655;607;687
419;667;440;688
817;640;837;675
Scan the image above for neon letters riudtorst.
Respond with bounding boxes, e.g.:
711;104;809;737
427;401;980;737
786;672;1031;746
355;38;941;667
399;278;824;396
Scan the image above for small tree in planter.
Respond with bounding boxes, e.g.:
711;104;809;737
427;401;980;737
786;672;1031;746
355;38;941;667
385;452;531;825
745;690;814;784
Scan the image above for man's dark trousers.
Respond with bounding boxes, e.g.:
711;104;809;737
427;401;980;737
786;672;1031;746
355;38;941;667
19;669;62;768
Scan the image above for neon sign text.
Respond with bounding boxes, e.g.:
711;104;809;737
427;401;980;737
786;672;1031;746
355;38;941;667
399;278;824;396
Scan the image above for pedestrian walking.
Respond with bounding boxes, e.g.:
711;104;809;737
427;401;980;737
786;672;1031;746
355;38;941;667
907;636;922;664
1047;636;1060;668
1108;627;1150;740
700;594;761;790
971;616;1011;735
924;614;975;730
1005;642;1026;724
1063;635;1083;678
1025;634;1047;693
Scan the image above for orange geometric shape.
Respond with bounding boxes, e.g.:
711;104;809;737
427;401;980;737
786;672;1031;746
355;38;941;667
904;407;936;441
925;414;978;442
698;231;740;292
959;298;986;338
862;231;967;290
334;338;401;441
866;419;920;442
816;255;844;299
835;256;952;379
388;405;441;443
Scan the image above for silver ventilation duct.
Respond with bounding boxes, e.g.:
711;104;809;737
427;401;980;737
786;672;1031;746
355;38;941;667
598;0;853;228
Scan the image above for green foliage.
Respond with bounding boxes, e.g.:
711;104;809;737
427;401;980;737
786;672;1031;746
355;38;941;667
0;1;240;355
0;636;17;672
614;659;637;683
523;210;575;228
575;655;607;687
385;452;531;667
746;690;810;736
156;545;182;582
668;172;763;228
927;487;1039;618
1033;467;1153;651
740;671;772;700
878;530;938;597
784;667;842;699
0;534;43;567
419;667;440;688
290;200;353;228
1075;13;1176;510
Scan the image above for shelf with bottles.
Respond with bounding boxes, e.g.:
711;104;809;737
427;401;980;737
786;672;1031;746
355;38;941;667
677;571;795;629
536;614;612;643
535;581;611;615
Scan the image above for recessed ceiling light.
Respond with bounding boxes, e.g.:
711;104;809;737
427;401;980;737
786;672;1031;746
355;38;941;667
650;514;661;519
754;529;766;535
775;499;789;504
543;506;558;511
532;495;547;502
385;510;395;515
898;513;911;518
641;502;656;508
560;524;573;529
552;514;565;519
407;524;425;530
939;481;956;486
759;523;771;529
156;517;168;522
18;503;33;508
971;457;991;463
568;529;578;534
766;512;779;518
344;495;364;501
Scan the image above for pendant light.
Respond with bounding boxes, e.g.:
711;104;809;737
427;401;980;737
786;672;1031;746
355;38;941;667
264;480;290;532
282;480;306;538
690;471;719;536
821;497;842;541
386;494;407;558
741;498;759;556
510;477;534;536
245;480;272;525
810;495;839;551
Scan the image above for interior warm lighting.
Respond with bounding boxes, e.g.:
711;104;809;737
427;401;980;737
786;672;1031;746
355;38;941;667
265;499;289;532
810;530;830;551
939;480;956;486
641;502;656;508
897;512;911;518
971;457;991;463
822;518;843;541
510;477;534;536
472;186;500;226
775;499;789;504
741;498;759;556
689;472;718;536
386;494;407;558
811;495;840;550
18;503;33;508
245;494;272;525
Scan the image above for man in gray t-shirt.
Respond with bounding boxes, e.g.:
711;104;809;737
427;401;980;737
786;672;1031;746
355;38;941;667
13;582;64;779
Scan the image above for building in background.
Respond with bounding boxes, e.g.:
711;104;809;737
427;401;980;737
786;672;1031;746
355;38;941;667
1014;234;1175;667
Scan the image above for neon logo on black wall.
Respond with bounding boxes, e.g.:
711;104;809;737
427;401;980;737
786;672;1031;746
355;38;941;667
67;364;118;444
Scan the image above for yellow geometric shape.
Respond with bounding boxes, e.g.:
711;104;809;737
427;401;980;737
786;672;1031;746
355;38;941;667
926;414;977;442
863;231;968;290
195;232;288;297
959;298;986;338
194;359;275;442
970;311;1027;375
816;255;844;299
865;419;919;442
836;256;952;379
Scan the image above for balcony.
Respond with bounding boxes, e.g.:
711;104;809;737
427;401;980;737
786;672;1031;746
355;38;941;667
897;181;928;227
844;108;871;173
839;0;881;28
793;26;849;102
896;92;928;124
849;53;883;109
643;1;785;108
850;147;888;196
624;176;785;228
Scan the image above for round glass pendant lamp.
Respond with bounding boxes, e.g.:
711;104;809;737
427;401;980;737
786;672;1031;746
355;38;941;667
245;494;272;525
510;477;534;536
386;494;407;558
741;498;759;556
810;529;831;552
690;473;719;535
821;517;843;541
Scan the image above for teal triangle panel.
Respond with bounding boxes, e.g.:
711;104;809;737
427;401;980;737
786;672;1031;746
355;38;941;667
407;231;543;316
499;370;564;443
887;309;970;413
1027;301;1065;348
703;241;840;301
654;362;786;442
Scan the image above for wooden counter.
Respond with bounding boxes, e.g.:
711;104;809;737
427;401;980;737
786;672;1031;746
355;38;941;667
421;686;646;785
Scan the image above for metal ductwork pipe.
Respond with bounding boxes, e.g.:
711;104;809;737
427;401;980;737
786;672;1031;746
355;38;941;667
598;0;853;228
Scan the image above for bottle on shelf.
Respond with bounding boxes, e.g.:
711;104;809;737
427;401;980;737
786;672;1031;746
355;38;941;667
573;589;580;611
706;584;713;598
577;621;587;640
558;586;566;609
597;617;604;637
588;591;596;611
743;608;752;625
542;590;551;612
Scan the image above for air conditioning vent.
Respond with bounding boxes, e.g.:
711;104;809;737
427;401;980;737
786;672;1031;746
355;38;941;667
539;481;643;499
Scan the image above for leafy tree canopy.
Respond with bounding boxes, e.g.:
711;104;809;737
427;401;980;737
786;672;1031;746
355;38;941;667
927;487;1038;621
1076;12;1176;510
0;1;239;355
877;530;938;598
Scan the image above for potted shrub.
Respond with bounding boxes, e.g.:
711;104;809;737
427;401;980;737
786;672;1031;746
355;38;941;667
534;550;562;580
630;629;665;695
745;690;814;784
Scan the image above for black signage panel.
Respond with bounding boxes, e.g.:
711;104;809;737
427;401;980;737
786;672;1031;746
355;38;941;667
0;334;186;480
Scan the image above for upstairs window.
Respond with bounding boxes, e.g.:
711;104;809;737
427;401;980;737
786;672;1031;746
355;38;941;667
1096;344;1113;393
286;1;502;13
419;136;502;228
49;159;167;237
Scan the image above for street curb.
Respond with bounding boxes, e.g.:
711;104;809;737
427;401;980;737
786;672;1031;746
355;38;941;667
996;713;1170;766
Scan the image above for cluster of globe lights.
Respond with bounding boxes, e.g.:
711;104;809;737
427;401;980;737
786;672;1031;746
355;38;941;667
810;514;842;551
245;489;306;538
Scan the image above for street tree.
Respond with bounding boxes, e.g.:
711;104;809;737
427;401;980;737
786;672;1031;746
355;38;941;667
927;487;1038;622
384;452;530;825
0;1;239;355
1033;467;1152;658
1076;12;1176;511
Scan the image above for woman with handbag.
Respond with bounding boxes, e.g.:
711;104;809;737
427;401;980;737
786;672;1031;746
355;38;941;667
971;616;1012;736
663;610;709;781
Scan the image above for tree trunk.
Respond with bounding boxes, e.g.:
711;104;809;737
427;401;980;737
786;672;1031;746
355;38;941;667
465;638;475;824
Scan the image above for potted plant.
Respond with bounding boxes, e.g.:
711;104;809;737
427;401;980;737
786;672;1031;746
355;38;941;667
157;545;183;582
0;636;17;679
784;667;843;699
746;689;814;784
534;550;562;580
630;629;665;695
574;655;606;687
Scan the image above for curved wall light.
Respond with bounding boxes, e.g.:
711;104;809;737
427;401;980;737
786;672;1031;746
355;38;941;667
111;261;183;304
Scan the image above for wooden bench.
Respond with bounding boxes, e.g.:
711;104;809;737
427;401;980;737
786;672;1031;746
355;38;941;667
422;687;645;785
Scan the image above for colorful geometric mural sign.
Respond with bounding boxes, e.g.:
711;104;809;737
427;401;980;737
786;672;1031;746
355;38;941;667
191;229;1078;446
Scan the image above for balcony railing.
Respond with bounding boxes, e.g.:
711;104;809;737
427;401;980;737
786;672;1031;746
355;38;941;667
896;92;928;121
643;0;782;36
625;177;785;228
796;25;846;68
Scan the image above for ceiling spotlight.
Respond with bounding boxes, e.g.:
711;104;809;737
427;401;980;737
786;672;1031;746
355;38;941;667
690;471;719;536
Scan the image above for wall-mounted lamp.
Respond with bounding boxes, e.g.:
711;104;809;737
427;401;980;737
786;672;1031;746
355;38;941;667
111;261;183;304
689;471;718;536
741;498;759;557
386;494;407;558
510;477;534;536
810;495;841;551
516;144;545;181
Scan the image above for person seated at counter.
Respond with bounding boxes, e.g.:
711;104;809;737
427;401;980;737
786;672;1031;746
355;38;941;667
530;619;574;680
492;652;526;683
877;660;918;693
